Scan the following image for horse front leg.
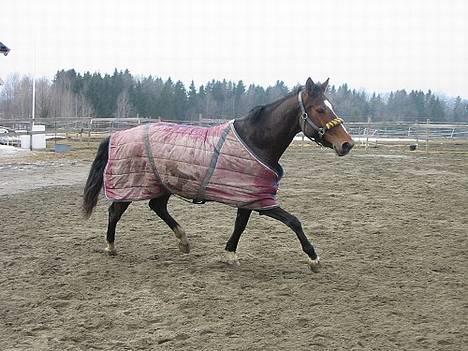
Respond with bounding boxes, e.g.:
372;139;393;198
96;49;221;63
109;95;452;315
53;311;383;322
224;208;252;266
258;207;320;272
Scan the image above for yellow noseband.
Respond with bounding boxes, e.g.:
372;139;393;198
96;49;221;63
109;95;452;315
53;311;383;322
325;117;344;131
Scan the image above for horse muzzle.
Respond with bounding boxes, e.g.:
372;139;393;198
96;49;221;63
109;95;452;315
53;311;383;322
335;141;354;156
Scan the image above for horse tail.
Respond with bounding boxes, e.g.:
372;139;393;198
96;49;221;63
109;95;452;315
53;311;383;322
82;137;110;218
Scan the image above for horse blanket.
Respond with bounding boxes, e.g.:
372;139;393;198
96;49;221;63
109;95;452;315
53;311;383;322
104;121;283;210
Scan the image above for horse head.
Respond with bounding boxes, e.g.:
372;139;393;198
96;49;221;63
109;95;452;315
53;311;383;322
299;77;354;156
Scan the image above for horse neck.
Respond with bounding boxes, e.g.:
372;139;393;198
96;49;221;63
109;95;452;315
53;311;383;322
233;94;301;166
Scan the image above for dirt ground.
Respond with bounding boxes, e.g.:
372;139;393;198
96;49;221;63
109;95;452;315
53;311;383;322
0;140;467;350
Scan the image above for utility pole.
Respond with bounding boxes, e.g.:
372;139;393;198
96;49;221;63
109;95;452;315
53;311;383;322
30;40;37;150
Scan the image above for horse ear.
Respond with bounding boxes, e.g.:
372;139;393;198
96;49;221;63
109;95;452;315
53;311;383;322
306;77;315;93
321;78;330;92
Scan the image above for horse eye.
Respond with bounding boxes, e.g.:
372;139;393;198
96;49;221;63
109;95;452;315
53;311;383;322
316;108;325;114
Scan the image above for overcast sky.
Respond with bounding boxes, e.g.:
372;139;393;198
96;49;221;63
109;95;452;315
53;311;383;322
1;0;467;98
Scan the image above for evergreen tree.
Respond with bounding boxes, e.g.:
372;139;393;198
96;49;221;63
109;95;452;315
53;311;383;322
187;80;198;121
173;80;188;120
160;78;175;118
452;96;467;122
234;80;245;117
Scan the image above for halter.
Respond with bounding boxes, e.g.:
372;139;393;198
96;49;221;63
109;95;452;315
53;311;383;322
297;90;344;146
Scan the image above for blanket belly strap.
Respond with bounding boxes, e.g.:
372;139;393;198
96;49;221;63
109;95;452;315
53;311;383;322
193;124;231;203
144;123;166;190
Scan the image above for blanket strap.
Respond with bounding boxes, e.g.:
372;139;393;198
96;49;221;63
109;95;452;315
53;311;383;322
193;124;232;204
144;123;167;191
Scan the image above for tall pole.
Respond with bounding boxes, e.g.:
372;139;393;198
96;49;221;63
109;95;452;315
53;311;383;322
32;76;36;120
30;37;37;150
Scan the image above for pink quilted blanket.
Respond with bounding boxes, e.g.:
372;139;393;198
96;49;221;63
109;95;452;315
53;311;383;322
103;121;283;209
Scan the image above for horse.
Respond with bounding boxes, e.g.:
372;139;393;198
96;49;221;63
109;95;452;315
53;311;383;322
82;78;354;272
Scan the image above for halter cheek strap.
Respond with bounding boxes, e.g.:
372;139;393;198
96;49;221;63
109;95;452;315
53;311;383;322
297;90;344;145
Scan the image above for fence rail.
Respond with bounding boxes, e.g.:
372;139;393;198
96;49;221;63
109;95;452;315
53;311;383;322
345;121;468;145
1;117;468;148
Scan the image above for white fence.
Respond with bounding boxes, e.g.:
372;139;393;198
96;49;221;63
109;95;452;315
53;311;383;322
1;117;468;148
346;121;468;143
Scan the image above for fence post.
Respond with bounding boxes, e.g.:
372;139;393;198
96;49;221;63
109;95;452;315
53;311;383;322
88;120;91;146
54;116;57;149
425;119;430;154
415;120;419;146
366;116;371;150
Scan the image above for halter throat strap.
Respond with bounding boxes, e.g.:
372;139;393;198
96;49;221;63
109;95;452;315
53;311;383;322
297;90;344;145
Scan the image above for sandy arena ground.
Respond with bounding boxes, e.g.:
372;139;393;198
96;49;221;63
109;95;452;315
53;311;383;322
0;140;467;350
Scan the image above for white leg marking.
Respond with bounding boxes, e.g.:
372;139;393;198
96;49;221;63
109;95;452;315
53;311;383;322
224;251;240;266
174;225;190;253
308;256;320;273
105;242;117;256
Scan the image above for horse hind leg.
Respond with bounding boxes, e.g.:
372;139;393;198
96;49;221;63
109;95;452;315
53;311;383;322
106;201;131;255
148;195;190;253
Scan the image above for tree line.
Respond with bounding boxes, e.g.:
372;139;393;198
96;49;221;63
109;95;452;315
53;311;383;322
0;69;467;122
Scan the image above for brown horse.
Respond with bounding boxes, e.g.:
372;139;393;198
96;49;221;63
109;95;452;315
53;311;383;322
83;78;354;272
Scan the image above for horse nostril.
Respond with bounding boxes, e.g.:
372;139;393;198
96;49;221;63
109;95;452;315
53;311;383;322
341;142;354;154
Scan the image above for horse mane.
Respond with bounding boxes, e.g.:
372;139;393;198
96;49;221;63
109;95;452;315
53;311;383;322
244;86;303;123
245;106;265;122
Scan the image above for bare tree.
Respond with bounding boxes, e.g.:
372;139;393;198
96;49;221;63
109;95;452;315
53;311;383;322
0;74;33;119
35;78;52;118
0;73;19;118
78;93;94;117
50;84;76;117
115;90;132;118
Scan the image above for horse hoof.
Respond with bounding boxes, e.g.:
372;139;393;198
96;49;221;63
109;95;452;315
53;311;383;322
308;256;320;272
178;241;191;254
104;247;117;256
223;251;240;266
